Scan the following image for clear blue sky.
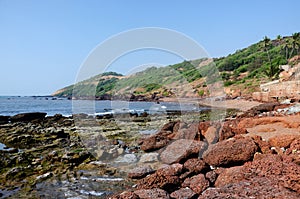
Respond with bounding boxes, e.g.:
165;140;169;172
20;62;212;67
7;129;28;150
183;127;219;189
0;0;299;95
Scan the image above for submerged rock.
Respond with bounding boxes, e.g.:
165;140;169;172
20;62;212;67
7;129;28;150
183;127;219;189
10;112;47;122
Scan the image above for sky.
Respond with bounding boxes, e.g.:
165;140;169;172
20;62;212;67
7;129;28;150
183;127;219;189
0;0;299;96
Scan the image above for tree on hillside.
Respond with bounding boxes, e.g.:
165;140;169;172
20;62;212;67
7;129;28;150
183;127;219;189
290;32;300;57
283;38;292;60
262;36;280;80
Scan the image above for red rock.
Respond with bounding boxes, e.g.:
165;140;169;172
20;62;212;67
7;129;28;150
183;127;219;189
214;166;244;187
134;188;170;199
218;122;234;141
183;158;208;174
161;121;178;132
160;139;206;164
214;154;300;194
141;134;171;152
203;137;258;167
205;170;218;185
198;121;210;134
170;187;196;199
137;164;183;193
172;123;198;140
182;174;209;194
199;177;300;199
110;191;139;199
251;135;272;154
128;165;155;179
269;134;300;148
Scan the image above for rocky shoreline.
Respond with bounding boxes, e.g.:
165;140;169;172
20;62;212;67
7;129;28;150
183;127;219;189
0;102;300;198
110;102;300;199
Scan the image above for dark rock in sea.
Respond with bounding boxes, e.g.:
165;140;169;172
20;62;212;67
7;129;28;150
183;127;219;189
134;188;170;199
203;136;258;167
239;102;279;117
10;112;47;123
160;139;206;164
0;115;10;124
170;187;196;199
182;174;209;194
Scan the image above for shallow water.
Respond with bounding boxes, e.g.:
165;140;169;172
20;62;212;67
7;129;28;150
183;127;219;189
0;96;205;116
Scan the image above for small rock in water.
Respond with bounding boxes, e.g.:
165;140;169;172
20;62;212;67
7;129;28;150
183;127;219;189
139;152;159;163
128;165;155;179
115;154;137;163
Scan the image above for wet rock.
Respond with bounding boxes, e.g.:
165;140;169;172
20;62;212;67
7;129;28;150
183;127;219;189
137;164;182;193
269;134;300;148
5;167;27;180
183;158;208;174
36;172;53;183
115;154;137;163
182;174;209;194
170;187;196;199
128;166;155;179
0;115;9;124
240;102;279;117
10;112;47;122
134;188;170;199
160;139;206;164
139;153;159;163
203;136;258;167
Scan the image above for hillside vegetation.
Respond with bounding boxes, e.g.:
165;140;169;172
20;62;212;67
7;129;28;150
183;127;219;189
53;33;300;99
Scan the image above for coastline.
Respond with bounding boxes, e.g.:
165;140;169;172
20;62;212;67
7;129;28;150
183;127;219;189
1;100;300;198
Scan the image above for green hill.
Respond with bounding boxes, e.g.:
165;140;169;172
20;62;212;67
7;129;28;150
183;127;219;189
53;33;300;99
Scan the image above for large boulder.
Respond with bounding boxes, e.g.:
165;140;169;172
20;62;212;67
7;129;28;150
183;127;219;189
183;158;208;174
137;164;183;193
140;132;171;152
134;188;170;199
10;112;47;122
203;136;258;167
170;187;196;199
128;165;155;179
182;174;209;194
199;177;300;199
214;154;300;194
160;139;206;164
268;134;300;148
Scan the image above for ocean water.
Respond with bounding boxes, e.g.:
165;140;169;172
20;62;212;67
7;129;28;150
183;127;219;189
0;96;205;116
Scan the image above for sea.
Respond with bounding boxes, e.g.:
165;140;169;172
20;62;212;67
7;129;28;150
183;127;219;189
0;96;205;116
